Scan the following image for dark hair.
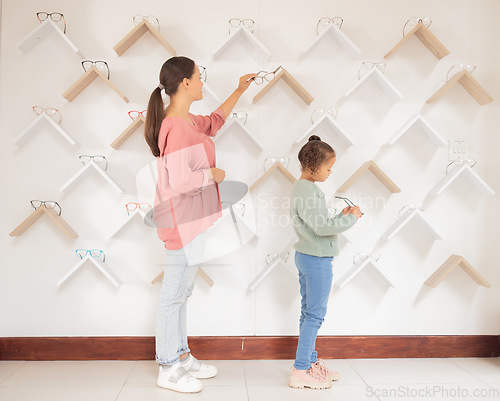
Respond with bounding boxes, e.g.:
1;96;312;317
144;56;196;157
298;135;336;174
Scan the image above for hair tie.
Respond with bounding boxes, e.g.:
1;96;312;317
158;83;165;90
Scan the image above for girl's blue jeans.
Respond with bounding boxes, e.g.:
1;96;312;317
294;251;333;370
155;232;207;366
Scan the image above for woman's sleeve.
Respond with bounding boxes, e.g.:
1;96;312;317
163;128;212;194
296;192;357;236
190;107;227;137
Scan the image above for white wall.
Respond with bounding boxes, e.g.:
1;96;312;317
1;0;499;338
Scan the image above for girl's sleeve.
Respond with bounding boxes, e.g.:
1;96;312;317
190;107;226;137
296;192;357;236
163;128;212;194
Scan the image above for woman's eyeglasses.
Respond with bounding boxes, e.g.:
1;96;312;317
76;249;105;262
133;14;160;31
265;252;289;265
402;17;432;37
229;111;248;125
250;66;283;84
311;107;338;124
128;110;146;120
79;155;108;171
30;200;61;216
228;18;255;34
358;61;386;80
264;156;290;172
125;202;152;215
37;12;66;33
198;65;207;83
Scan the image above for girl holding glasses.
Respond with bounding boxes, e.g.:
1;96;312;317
144;56;255;393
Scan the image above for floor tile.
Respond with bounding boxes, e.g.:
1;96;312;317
348;358;486;385
320;359;366;385
125;360;246;387
0;386;122;401
1;361;135;386
248;383;376;401
451;358;500;385
365;382;499;400
0;361;27;384
244;360;294;386
116;385;248;401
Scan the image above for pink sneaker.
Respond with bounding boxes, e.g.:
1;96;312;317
312;359;339;381
289;366;332;390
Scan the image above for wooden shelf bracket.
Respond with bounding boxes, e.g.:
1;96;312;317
425;254;491;288
114;20;177;56
253;68;314;105
249;161;296;192
337;160;401;194
9;205;78;239
384;22;449;60
63;66;129;103
111;116;145;149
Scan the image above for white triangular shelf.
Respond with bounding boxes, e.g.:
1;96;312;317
215;119;263;150
342;68;403;103
381;208;443;241
202;83;221;104
109;209;154;238
429;164;495;196
212;25;272;61
249;162;296;192
57;255;123;287
15;113;78;147
299;24;361;59
248;240;296;290
295;114;355;147
17;19;83;57
336;254;396;288
60;160;125;194
386;114;447;147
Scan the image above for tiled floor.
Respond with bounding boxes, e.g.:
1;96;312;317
1;358;500;400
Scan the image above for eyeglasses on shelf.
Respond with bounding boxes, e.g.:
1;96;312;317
128;110;147;120
358;61;386;80
353;251;380;264
79;155;108;171
402;17;432;37
75;249;105;262
251;66;283;84
221;201;246;217
36;12;66;33
32;106;62;124
228;18;255;34
125;202;152;215
81;60;110;80
265;251;289;265
445;159;477;174
316;16;343;35
228;111;248;125
264;156;290;172
133;14;160;31
311;107;338;124
398;204;426;217
30;200;61;216
446;64;476;81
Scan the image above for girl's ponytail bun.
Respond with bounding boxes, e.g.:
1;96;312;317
308;135;321;142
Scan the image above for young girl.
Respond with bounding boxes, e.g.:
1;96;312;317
289;135;362;390
145;56;255;393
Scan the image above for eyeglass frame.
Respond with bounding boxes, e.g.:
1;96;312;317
265;251;289;265
198;65;207;83
79;155;108;171
358;61;386;80
75;249;106;262
30;200;62;216
125;202;152;215
221;201;246;217
32;106;62;124
264;156;290;171
229;111;248;125
251;66;283;84
133;14;160;31
311;107;338;124
402;17;432;37
316;16;343;35
446;64;476;82
228;18;255;34
128;110;147;120
36;12;66;34
445;159;477;174
353;251;381;264
335;196;364;215
398;204;426;218
81;60;110;80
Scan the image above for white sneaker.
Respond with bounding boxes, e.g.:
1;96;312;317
181;354;218;379
157;363;203;393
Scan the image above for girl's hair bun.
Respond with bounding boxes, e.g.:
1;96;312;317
308;135;321;142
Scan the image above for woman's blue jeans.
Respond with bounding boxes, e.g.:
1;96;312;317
155;232;207;366
294;251;333;370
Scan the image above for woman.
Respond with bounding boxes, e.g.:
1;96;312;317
144;56;254;393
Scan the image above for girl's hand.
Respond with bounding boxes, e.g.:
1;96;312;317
238;73;257;93
342;206;351;216
349;206;363;219
210;167;226;184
